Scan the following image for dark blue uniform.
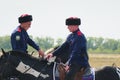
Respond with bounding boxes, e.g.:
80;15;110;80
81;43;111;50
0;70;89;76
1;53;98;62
11;26;40;53
53;29;89;66
53;29;90;80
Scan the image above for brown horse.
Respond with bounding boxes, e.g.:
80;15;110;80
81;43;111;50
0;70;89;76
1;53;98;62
45;46;120;80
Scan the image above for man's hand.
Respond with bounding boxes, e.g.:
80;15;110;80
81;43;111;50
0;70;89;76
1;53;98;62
45;53;53;59
38;50;44;57
46;53;56;63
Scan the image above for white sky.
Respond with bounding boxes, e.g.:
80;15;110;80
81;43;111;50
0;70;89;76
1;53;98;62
0;0;120;40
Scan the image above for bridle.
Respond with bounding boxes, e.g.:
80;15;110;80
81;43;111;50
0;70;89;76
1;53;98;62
0;52;37;80
8;52;51;80
0;51;65;80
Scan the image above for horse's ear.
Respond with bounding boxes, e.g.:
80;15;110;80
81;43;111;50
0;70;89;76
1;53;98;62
1;48;6;56
112;63;117;67
54;45;60;49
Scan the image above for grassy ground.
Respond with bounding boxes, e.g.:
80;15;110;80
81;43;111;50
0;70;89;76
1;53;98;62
89;53;120;68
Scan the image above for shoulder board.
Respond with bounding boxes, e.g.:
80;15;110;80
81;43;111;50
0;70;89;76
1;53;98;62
17;27;21;32
77;31;82;36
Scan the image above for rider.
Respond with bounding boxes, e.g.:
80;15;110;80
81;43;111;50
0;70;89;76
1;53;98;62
47;17;91;80
11;14;44;57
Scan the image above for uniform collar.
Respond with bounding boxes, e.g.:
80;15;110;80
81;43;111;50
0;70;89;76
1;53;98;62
73;29;82;36
73;29;80;34
19;26;26;31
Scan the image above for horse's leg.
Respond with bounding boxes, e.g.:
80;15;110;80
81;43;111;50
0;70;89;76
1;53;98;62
74;68;85;80
74;72;83;80
59;69;66;80
58;64;85;80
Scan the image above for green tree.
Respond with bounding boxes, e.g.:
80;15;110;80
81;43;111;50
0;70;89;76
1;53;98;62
56;38;64;46
34;37;54;51
0;35;11;51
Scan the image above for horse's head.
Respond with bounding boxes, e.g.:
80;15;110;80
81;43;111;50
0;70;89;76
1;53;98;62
0;49;50;80
0;49;21;79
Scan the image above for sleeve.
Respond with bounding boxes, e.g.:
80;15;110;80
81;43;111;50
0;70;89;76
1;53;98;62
53;34;72;56
53;41;69;56
27;37;40;51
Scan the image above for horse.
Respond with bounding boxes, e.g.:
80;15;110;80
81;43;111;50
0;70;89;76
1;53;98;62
45;46;120;80
0;48;120;80
0;49;58;80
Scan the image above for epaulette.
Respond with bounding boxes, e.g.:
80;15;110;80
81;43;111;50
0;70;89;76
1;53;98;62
77;31;82;36
17;27;21;32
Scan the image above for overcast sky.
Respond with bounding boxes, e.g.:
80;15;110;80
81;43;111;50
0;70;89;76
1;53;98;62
0;0;120;40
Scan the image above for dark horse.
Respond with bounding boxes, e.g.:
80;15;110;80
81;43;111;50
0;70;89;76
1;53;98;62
0;48;120;80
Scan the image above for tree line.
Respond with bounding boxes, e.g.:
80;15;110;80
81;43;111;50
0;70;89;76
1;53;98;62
0;35;120;54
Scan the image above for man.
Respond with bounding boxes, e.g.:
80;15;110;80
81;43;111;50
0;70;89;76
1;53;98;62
48;17;90;80
11;14;44;57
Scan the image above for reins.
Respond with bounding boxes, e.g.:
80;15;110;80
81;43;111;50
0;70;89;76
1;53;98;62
37;56;58;80
4;51;40;80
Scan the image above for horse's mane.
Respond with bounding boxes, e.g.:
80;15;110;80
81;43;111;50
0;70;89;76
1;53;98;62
2;50;41;62
7;50;39;61
45;45;60;54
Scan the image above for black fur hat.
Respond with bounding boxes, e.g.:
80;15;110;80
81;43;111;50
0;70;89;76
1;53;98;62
18;14;32;23
66;17;81;25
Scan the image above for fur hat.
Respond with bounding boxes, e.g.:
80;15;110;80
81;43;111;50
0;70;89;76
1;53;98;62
66;17;81;25
18;14;32;23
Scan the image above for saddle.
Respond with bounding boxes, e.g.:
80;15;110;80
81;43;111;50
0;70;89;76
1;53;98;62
55;63;95;80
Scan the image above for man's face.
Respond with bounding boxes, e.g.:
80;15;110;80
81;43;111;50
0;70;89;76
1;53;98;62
21;21;31;30
67;25;78;32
